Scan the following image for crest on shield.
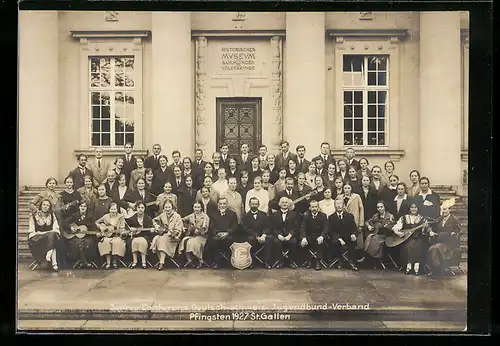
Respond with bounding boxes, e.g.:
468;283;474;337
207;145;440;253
230;242;252;270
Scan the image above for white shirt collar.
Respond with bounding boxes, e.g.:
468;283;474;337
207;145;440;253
394;194;408;201
419;188;432;196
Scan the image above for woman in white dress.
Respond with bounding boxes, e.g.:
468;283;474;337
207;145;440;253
95;202;127;270
179;201;210;268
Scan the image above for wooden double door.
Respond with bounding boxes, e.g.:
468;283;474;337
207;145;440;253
216;97;262;156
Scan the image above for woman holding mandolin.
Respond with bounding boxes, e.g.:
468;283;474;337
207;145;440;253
125;201;154;269
390;203;432;276
151;199;184;271
63;201;98;268
95;202;128;269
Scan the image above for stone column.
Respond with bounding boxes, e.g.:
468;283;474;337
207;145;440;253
419;12;462;186
152;12;193;158
284;12;326;158
19;11;59;186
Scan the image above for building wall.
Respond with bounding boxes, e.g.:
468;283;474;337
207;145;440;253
18;11;469;188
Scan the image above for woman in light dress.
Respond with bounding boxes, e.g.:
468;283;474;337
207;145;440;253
151;199;184;271
305;162;317;189
179;201;210;268
95;202;127;270
129;156;146;192
156;181;178;213
318;188;335;217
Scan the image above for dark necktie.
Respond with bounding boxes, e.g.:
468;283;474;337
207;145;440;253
97;160;101;168
338;213;342;219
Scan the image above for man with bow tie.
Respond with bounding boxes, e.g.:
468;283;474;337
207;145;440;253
241;197;273;269
270;197;299;269
207;197;239;269
144;144;162;172
327;198;359;271
69;154;94;190
121;142;138;186
300;200;329;270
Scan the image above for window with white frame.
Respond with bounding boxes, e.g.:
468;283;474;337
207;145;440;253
342;54;389;146
89;56;136;147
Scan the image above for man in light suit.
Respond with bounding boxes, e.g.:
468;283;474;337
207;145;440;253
275;140;298;169
89;147;110;187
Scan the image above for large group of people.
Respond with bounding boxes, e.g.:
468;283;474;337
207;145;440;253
27;141;463;278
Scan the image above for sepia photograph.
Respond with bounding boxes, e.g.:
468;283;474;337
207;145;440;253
17;10;470;332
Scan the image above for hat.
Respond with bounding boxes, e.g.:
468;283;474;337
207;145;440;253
441;197;456;210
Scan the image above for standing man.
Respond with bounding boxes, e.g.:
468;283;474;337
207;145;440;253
144;144;162;172
270;197;299;269
170;166;184;195
207;197;239;269
168;150;182;178
314;157;328;178
121;142;137;185
211;152;222;173
313;142;336;172
345;147;361;171
300;200;329;270
241;197;273;269
275;140;297;169
192;149;208;174
219;144;231;169
296;145;310;174
258;144;268;169
237;143;251;172
327;198;359;271
69;154;94;190
89;148;109;187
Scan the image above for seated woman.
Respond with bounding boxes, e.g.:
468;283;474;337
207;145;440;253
91;184;113;221
63;201;97;269
29;177;62;217
358;201;396;267
179;201;210;268
151;199;184;270
95;202;127;269
125;201;154;269
77;175;97;207
60;176;84;223
28;199;63;272
427;200;462;277
318;188;335;218
128;156;146;192
391;203;431;276
156;182;178;213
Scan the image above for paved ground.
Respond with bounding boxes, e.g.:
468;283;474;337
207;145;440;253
17;263;467;332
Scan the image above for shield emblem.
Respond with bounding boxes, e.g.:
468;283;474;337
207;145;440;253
230;242;252;270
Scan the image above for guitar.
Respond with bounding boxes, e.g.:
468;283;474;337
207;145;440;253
125;200;158;218
124;227;155;238
62;224;100;240
97;225;129;239
271;188;318;213
151;223;182;241
385;218;437;248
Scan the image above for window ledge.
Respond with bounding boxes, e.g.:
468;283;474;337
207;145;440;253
331;148;405;161
327;29;408;42
74;148;149;157
461;150;468;162
71;30;151;40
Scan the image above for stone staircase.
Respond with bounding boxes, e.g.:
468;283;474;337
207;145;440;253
17;185;468;262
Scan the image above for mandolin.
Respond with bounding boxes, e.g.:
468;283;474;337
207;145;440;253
62;224;99;240
385;218;437;248
292;188;318;204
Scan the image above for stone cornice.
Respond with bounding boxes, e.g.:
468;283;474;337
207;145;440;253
191;29;286;38
327;29;409;42
74;149;149;157
71;30;151;40
330;149;405;161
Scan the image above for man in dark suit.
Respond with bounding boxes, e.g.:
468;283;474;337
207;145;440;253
169;165;184;195
275;140;298;169
144;144;162;172
269;177;300;211
207;197;239;269
312;142;336;172
121;142;138;185
300;200;329;270
327;198;359;271
219;144;231;169
240;197;273;269
167;150;182;179
270;197;299;269
69;154;94;190
296;145;311;174
345;147;361;171
236;143;251;172
313;157;328;178
192;149;208;174
103;170;118;197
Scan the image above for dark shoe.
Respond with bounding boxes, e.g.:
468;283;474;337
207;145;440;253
290;262;298;269
265;263;271;270
112;263;118;269
130;262;137;269
78;262;85;269
305;261;311;269
142;263;147;269
405;269;411;275
85;262;93;269
52;265;59;272
212;263;219;269
105;264;111;270
315;262;321;271
349;262;358;271
196;262;202;269
157;263;164;271
275;262;283;269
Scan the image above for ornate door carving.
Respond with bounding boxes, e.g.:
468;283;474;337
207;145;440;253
216;98;262;156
